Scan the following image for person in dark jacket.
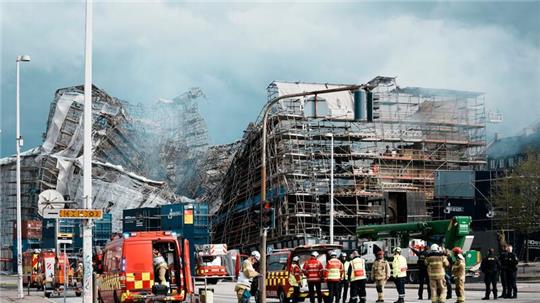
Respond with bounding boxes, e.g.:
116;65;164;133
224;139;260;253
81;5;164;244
481;248;500;300
252;261;260;303
503;245;519;298
498;246;509;298
410;245;431;300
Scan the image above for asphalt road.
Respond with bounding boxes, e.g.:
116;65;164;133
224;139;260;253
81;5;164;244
2;279;540;303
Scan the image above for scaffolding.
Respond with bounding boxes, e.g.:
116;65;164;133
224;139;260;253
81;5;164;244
212;77;486;250
128;88;209;196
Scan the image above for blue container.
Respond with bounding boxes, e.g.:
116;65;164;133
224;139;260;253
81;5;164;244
161;204;184;232
123;208;161;232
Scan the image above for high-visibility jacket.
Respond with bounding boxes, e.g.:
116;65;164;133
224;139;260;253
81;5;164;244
302;257;323;282
392;255;408;278
325;258;344;282
289;263;302;287
350;257;367;281
425;255;449;280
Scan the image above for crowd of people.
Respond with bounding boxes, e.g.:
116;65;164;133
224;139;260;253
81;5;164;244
234;244;520;303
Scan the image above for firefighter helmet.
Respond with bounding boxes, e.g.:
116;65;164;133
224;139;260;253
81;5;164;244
292;256;300;262
393;247;401;253
251;250;261;261
330;251;338;257
311;251;319;257
452;247;463;255
430;244;440;252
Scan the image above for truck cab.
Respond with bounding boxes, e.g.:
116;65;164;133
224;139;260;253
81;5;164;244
266;244;342;303
96;231;193;303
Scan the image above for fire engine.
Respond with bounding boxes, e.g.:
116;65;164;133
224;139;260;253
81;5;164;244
22;250;41;288
266;244;342;303
96;231;193;303
194;244;228;284
40;250;79;297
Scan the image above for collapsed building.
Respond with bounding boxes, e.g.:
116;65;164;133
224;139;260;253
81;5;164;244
213;77;486;250
127;88;209;196
188;141;242;214
0;85;175;270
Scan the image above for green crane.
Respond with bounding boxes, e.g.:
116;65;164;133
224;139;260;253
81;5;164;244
356;216;473;250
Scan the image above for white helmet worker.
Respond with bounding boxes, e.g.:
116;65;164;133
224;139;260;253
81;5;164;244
311;251;319;257
430;244;440;252
251;250;261;261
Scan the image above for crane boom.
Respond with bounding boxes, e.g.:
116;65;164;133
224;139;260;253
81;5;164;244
356;216;473;250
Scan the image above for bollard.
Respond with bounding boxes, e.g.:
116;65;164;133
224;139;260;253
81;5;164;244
199;288;214;303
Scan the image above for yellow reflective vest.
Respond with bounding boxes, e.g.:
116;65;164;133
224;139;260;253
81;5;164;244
392;255;408;278
350;257;367;281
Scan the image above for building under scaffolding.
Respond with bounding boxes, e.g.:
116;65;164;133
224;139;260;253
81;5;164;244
213;77;486;250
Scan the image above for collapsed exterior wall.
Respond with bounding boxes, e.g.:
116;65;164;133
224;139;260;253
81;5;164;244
127;88;209;196
0;85;175;271
213;77;486;250
188;141;242;214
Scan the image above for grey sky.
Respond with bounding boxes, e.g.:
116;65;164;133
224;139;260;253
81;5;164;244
1;1;539;157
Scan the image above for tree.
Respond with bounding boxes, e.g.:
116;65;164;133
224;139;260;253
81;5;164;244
493;150;540;262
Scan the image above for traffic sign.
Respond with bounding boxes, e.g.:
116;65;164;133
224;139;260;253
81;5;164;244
42;208;103;219
60;209;103;219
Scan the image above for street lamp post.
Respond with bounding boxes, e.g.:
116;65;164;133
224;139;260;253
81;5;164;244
15;54;31;299
82;1;94;302
259;84;363;303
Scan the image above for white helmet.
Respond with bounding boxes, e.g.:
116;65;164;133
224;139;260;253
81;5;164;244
292;256;300;262
393;247;401;253
430;244;440;252
311;251;319;257
251;250;261;261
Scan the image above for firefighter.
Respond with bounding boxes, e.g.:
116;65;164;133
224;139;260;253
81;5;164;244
481;248;500;300
326;251;344;303
348;250;367;303
371;250;391;303
392;247;408;303
303;251;324;303
410;245;431;300
338;252;350;303
153;249;169;286
502;245;518;298
235;250;260;303
289;256;302;303
451;247;466;303
425;244;449;303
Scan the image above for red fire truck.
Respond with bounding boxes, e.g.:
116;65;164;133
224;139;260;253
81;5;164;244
195;244;228;284
96;231;193;303
22;250;40;288
266;244;342;303
41;250;79;297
